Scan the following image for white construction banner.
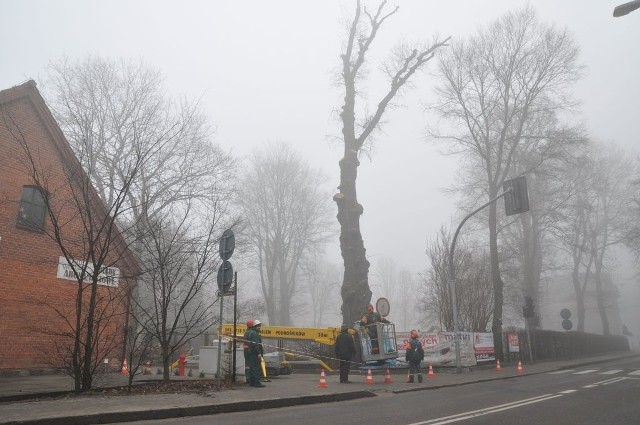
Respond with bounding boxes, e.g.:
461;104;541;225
473;332;495;362
397;331;501;366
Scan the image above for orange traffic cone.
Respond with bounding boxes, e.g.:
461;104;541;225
366;368;374;385
318;369;329;388
120;359;129;374
427;364;435;379
384;368;393;384
495;360;502;372
317;369;328;388
516;360;524;373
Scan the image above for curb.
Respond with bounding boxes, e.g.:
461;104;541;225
1;391;377;425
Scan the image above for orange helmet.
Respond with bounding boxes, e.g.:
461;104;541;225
246;320;254;328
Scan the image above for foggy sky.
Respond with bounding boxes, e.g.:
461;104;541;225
1;0;638;328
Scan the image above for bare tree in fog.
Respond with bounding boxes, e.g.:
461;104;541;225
300;257;341;327
3;96;141;393
421;227;493;332
396;269;420;331
556;142;635;334
335;0;449;324
370;257;420;330
432;7;583;358
239;143;334;326
585;144;634;335
44;56;238;379
370;257;397;312
500;117;586;325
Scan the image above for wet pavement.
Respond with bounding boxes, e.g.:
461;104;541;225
1;352;638;425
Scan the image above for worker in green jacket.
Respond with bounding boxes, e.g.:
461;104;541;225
244;320;265;387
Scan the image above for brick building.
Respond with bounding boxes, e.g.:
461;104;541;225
0;81;139;372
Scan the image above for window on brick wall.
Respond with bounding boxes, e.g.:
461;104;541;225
17;186;47;230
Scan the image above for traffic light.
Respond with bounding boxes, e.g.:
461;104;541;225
503;176;530;216
523;296;535;318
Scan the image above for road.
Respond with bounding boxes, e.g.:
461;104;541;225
116;357;640;425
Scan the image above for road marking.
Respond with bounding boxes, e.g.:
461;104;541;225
583;376;627;388
599;369;623;375
559;389;578;394
407;394;562;425
628;370;640;376
573;369;598;375
548;369;575;374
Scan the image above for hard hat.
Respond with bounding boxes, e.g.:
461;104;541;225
253;319;261;327
246;320;254;328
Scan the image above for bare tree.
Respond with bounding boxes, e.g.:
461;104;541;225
432;6;583;358
584;144;634;335
2;103;142;393
555;142;634;334
43;56;237;377
420;227;493;332
300;257;342;327
238;142;334;325
132;204;224;381
335;0;449;324
395;268;420;331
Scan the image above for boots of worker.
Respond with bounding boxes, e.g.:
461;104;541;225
418;373;423;383
408;375;414;383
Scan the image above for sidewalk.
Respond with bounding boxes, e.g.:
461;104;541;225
1;352;638;425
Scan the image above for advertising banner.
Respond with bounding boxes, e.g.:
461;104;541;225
508;333;520;353
397;331;498;366
473;332;495;362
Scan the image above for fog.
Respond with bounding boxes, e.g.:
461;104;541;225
1;0;638;336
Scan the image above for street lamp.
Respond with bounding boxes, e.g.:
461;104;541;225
614;0;640;17
448;176;529;372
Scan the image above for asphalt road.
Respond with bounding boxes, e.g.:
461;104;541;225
108;356;640;425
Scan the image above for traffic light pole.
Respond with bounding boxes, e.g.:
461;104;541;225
448;188;512;373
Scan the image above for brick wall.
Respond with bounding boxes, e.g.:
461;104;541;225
0;82;135;371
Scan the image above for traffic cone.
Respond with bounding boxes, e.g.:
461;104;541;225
317;369;328;388
495;360;502;372
366;368;374;385
516;360;524;373
120;359;128;374
384;368;392;384
427;364;435;379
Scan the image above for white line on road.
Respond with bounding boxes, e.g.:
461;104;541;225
406;394;562;425
548;369;575;374
628;370;640;376
573;369;598;374
599;370;623;375
559;389;578;394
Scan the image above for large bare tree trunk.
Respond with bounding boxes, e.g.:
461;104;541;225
335;0;447;325
335;148;371;325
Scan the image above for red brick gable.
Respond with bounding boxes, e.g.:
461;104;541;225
0;81;140;371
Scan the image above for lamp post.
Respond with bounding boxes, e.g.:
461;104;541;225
448;187;515;372
614;0;640;17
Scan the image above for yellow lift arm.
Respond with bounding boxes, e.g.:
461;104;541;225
220;324;341;346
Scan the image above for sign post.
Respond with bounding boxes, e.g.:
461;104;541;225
216;229;235;378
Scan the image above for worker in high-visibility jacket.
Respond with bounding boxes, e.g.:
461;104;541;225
243;320;254;383
243;319;265;387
